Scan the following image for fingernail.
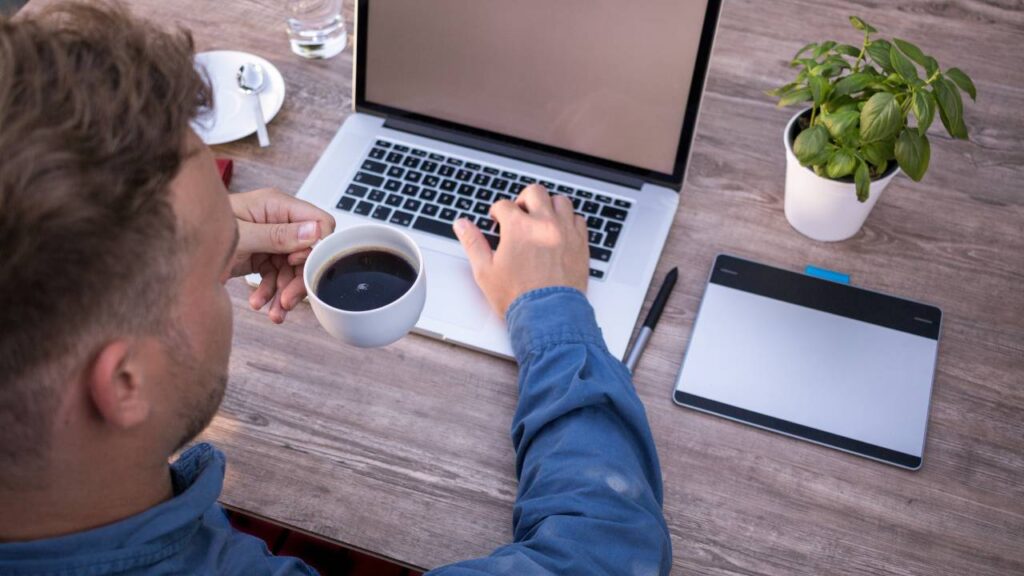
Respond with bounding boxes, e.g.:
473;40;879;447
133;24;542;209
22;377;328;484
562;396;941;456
298;221;318;242
453;218;468;235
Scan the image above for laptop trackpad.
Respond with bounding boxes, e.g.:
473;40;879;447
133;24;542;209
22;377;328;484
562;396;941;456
421;248;490;330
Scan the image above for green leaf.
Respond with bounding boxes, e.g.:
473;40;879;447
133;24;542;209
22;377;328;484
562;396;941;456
912;90;936;135
850;16;877;34
890;46;919;83
866;40;894;73
834;72;877;96
934;78;968;139
860;92;903;143
813;41;836;58
778;87;813;107
854;160;871;202
893;39;933;71
835;44;862;58
767;82;798;97
946;67;977;101
861;139;895;167
793;125;831;166
794;42;818;59
827;149;858;179
821;109;860;143
895;128;931;181
808;76;831;105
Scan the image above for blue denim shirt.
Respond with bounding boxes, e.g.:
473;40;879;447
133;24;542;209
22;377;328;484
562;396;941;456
0;288;670;575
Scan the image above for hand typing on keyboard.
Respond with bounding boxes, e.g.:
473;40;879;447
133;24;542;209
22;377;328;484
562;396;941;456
453;184;589;316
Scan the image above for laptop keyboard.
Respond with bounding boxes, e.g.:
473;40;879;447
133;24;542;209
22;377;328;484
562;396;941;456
335;139;634;280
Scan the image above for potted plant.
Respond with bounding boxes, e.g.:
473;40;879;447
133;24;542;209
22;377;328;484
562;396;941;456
769;16;977;241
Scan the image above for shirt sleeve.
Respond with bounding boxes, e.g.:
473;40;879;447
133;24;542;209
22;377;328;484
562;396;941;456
428;287;671;576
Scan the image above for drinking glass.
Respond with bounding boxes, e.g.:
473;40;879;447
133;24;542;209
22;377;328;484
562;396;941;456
285;0;347;59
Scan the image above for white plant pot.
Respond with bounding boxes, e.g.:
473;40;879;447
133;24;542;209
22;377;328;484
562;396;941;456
783;109;900;242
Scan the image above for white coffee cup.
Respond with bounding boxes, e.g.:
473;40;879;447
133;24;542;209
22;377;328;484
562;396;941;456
303;224;426;347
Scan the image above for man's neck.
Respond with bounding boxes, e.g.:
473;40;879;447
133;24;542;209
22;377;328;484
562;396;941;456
0;451;174;542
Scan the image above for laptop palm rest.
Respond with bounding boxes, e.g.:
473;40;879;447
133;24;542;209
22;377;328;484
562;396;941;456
419;248;490;331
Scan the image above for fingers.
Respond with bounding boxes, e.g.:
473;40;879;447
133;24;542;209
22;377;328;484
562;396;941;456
287;248;311;267
551;194;575;223
453;218;493;279
249;256;277;310
515;185;554;217
268;255;293;324
489;199;521;226
236;219;321;257
279;270;307;310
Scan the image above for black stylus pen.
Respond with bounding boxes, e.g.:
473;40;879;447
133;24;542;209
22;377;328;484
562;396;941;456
623;267;678;373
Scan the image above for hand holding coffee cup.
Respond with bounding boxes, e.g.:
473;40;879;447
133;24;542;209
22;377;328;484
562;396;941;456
303;224;426;347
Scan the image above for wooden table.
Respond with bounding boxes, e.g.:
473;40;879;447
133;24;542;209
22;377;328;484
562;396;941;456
26;0;1023;573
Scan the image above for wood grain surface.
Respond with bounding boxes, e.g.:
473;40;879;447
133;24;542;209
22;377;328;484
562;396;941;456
22;0;1023;573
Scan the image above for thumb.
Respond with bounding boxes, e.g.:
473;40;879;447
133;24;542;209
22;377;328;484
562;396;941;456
238;220;320;255
453;218;492;278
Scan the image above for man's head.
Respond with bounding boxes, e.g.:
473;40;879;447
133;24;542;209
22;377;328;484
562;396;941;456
0;1;238;488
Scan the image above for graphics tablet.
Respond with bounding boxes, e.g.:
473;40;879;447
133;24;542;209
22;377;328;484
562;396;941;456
673;255;942;469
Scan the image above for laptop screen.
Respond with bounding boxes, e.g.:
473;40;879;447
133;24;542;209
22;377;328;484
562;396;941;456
361;0;714;178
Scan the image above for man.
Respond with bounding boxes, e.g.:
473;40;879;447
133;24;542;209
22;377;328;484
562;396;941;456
0;3;671;575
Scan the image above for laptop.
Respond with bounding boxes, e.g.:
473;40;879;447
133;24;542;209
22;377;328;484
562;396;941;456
294;0;722;358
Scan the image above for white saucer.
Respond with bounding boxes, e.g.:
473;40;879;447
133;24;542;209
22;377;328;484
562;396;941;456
192;50;286;145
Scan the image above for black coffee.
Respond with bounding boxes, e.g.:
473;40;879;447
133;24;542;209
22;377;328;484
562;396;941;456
315;249;417;312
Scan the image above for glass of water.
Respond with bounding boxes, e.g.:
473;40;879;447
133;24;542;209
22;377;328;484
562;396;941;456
286;0;347;59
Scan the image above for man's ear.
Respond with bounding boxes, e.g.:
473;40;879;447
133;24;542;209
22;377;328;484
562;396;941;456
87;340;151;429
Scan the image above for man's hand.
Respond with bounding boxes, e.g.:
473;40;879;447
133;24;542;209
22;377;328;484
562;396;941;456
454;184;589;316
229;188;335;323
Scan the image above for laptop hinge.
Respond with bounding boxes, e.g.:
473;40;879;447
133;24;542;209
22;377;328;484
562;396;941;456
383;117;646;190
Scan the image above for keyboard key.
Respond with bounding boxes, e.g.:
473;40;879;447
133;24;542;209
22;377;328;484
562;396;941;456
492;179;509;192
499;171;515;180
400;183;419;196
477;217;494;232
429;152;444;161
475;188;494;201
589;268;605;279
576;189;594;199
438;165;456;177
384;179;402;192
473;173;492;187
412;215;458;241
588;230;604;245
455;169;473;182
472;201;490;215
386;166;405;179
589;245;612;262
447;157;464;166
393;144;409;153
586;216;602;230
368;189;386;202
496;193;513;202
508;184;524;196
614;199;632;209
403;156;421;169
483;233;500;249
353;172;383;187
368;147;386;160
404;171;423;183
465;162;482;171
456;197;473;211
605;221;622;233
460;213;476;223
439;208;458;221
390;210;414;226
376;140;392;148
440;179;457;192
362;159;386;174
521;176;536;184
385;193;403;207
420;161;439;174
595;194;612;204
371;205;391;221
419;188;438;202
386;152;404;164
600;205;628;221
483;166;499;175
421;203;439;217
411;148;427;157
346;184;369;198
571;197;581;209
438;193;455;206
403;198;422;212
557;184;575;193
457;183;476;196
540;180;555;189
337;196;356;211
603;227;620;249
582;201;600;214
354;200;373;216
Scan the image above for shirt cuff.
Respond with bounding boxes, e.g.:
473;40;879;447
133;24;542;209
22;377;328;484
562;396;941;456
506;287;607;363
